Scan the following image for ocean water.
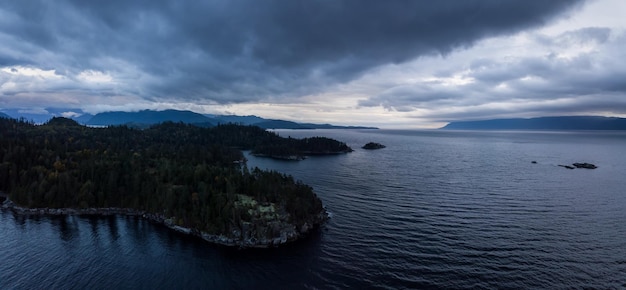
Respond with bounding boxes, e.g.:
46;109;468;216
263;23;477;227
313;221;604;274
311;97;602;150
2;129;626;289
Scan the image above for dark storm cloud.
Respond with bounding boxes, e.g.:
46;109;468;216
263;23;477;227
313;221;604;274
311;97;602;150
0;0;584;104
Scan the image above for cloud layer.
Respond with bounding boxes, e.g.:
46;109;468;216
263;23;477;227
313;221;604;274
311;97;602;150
3;0;625;127
357;26;626;123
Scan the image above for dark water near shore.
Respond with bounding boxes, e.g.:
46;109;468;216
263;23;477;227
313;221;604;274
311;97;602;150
2;129;626;289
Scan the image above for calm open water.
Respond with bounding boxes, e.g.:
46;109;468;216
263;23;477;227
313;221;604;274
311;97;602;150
2;129;626;289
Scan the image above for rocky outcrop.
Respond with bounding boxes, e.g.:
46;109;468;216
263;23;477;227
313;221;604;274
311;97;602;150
225;194;329;247
362;142;386;150
558;162;597;170
573;163;597;169
1;197;328;249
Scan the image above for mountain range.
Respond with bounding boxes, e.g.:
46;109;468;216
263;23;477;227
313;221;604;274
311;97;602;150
0;109;377;129
441;116;626;130
5;110;625;130
84;109;378;129
86;110;210;126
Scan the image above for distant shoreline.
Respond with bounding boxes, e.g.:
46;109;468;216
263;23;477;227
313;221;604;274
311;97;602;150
441;116;626;130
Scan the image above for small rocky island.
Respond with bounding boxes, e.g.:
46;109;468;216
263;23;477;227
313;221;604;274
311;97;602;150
558;162;598;170
0;117;337;248
362;142;386;150
573;162;597;169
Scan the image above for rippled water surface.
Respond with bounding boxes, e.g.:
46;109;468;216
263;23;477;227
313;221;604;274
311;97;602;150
2;130;626;289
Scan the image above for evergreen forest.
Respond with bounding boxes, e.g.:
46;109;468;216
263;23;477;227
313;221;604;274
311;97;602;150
0;117;350;237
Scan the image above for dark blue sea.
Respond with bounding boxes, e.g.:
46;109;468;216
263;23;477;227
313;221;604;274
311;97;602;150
2;129;626;289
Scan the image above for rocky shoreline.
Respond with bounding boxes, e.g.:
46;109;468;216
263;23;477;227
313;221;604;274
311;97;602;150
251;149;353;160
251;153;306;161
1;197;328;249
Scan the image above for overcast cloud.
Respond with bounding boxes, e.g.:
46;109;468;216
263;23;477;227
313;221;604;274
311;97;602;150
1;0;625;127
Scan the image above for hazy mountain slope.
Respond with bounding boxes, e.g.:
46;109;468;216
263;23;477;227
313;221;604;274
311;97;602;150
442;116;626;130
87;110;214;126
73;114;94;124
212;115;267;125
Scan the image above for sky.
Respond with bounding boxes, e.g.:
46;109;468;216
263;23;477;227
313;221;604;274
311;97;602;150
1;0;625;128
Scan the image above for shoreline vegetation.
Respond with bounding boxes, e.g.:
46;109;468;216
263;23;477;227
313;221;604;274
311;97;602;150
0;197;328;248
0;117;348;248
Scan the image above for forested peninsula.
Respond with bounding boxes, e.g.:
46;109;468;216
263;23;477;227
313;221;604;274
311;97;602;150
0;117;351;247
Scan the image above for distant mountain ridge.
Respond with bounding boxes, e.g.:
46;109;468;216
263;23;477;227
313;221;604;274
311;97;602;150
442;116;626;130
87;110;212;126
210;115;266;126
0;112;10;119
84;109;377;129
